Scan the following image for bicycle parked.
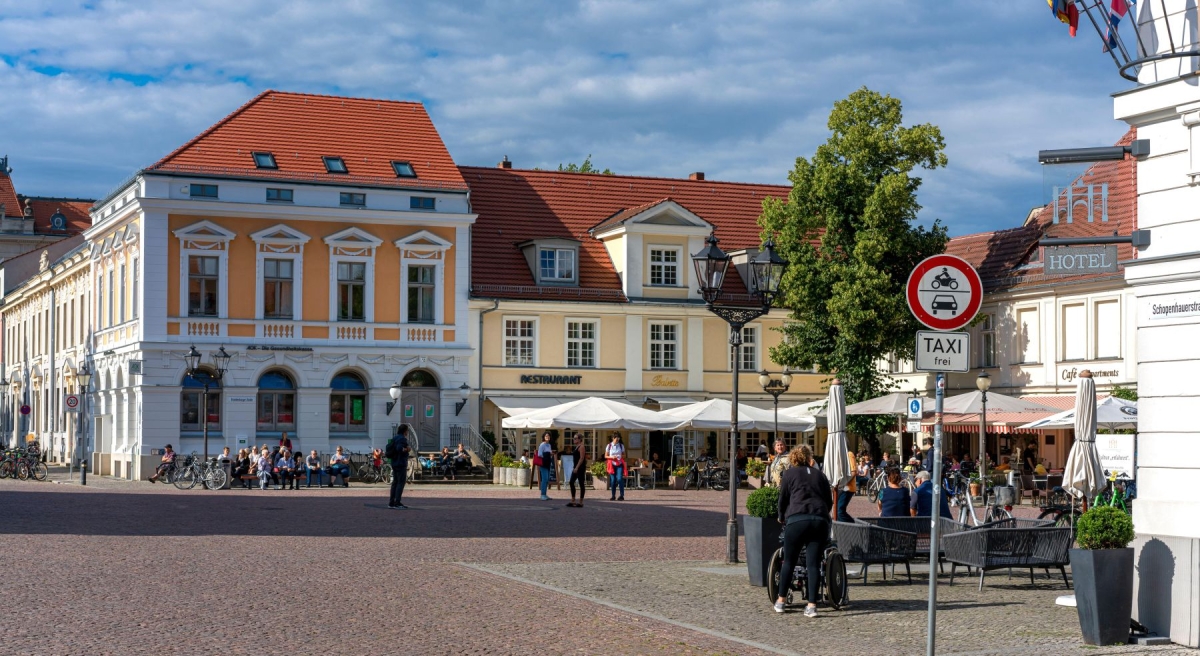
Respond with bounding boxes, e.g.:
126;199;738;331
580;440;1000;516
683;456;729;491
0;447;48;482
944;470;1011;526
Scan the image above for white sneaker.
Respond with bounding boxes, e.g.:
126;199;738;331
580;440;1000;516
773;601;785;613
540;495;550;500
804;605;817;618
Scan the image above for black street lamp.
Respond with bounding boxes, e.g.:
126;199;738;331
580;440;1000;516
692;234;787;564
976;370;991;490
185;345;230;461
758;368;792;444
75;363;92;482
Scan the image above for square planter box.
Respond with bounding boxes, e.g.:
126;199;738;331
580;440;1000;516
1071;548;1134;646
746;476;764;490
668;476;686;490
745;515;783;587
593;475;609;491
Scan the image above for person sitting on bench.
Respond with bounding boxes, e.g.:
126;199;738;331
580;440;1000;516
327;446;351;487
438;447;456;480
256;448;274;490
147;444;177;483
305;450;325;488
232;448;252;488
275;449;295;490
454;444;470;472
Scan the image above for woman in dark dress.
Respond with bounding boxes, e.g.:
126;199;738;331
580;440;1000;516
876;467;911;517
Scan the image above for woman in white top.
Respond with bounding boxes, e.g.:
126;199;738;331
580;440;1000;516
536;433;555;501
605;434;626;501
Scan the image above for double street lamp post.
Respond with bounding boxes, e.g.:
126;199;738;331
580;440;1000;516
758;369;792;445
692;234;787;564
976;371;991;490
75;364;92;484
184;345;232;461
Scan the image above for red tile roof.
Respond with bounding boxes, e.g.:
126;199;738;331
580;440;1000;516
463;166;788;300
589;197;675;233
149;90;467;191
17;197;93;234
947;128;1137;292
0;175;19;218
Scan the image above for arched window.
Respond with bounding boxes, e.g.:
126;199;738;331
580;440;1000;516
256;370;295;432
329;372;367;433
181;370;221;431
401;369;437;387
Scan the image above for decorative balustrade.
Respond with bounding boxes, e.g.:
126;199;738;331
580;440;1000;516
336;325;369;341
168;318;452;344
261;323;295;339
185;321;222;337
406;326;438;342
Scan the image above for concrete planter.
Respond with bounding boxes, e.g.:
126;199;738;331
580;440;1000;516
669;476;686;490
1071;547;1134;646
493;467;502;485
515;467;531;487
745;515;782;587
594;475;609;491
746;476;764;490
506;467;517;485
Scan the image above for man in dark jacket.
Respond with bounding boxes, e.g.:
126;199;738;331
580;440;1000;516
387;425;412;509
910;471;952;519
920;438;935;472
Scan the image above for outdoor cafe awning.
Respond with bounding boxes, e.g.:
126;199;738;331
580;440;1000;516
645;396;704;409
486;396;579;417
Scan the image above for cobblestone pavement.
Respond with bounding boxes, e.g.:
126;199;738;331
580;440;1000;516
2;476;1186;655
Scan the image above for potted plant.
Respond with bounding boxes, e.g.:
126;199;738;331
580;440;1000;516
491;453;507;485
968;472;981;499
514;460;531;487
744;485;781;587
745;459;767;489
589;462;608;490
1070;505;1135;646
668;465;689;490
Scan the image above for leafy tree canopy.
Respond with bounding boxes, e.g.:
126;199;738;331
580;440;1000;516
760;87;948;450
557;154;613;175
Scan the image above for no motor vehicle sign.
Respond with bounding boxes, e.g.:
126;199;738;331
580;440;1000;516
905;254;983;332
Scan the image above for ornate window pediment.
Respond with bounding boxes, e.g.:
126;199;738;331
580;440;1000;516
324;226;382;257
251;224;311;254
394;229;452;260
173;220;236;251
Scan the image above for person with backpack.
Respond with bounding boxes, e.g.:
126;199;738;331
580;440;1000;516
386;425;412;509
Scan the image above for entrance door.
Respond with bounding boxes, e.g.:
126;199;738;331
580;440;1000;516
399;369;441;451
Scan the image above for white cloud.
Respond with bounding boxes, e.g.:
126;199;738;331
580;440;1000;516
0;0;1130;234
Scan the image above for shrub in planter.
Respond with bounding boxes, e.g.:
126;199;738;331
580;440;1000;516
1071;506;1135;646
514;461;531;487
668;465;689;490
589;462;609;490
744;485;782;587
745;459;767;478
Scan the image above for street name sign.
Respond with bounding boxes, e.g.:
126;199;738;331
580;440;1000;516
907;398;923;420
906;420;922;433
915;331;971;373
1044;245;1119;276
905;254;983;332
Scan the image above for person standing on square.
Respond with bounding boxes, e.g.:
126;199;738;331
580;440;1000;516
387;425;412;509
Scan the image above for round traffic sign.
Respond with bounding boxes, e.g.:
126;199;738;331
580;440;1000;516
906;254;982;331
65;395;80;410
19;404;30;416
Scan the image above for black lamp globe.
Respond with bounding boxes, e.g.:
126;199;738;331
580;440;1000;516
749;239;786;306
184;345;202;374
212;346;232;376
691;233;730;304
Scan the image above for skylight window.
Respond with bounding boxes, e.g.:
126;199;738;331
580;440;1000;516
252;152;277;169
391;161;416;178
323;156;348;174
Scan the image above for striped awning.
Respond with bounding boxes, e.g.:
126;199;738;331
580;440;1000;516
922;410;1059;434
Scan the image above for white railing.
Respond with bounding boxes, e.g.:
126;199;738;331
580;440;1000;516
449;423;494;466
171;318;455;344
261;322;295;339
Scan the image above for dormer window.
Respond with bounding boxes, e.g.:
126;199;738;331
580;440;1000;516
252;152;277;169
391;161;416;177
517;238;581;286
323;156;348;174
539;248;575;282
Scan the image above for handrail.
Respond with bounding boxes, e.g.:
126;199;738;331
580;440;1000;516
448;423;494;466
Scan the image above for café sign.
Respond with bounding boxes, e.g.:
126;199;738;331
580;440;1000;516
1044;245;1119;276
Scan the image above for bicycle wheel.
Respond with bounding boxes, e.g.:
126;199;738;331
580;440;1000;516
206;467;228;490
985;505;1011;524
31;462;49;481
382;464;393;484
766;547;783;603
1038;508;1075;529
357;465;376;484
684;471;697;491
824;550;848;610
173;467;197;490
16;462;29;481
0;461;12;479
867;485;880;504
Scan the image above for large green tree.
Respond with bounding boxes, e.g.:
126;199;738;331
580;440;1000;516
760;87;948;454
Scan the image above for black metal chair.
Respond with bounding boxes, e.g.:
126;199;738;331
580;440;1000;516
942;526;1073;591
831;521;918;584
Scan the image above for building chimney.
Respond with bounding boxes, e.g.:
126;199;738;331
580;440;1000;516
498;155;512;169
689;172;704;181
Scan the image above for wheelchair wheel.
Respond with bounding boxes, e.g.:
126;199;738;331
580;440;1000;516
824;549;848;610
766;547;783;603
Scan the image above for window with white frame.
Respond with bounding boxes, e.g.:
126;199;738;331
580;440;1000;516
1094;300;1120;359
1016;307;1040;364
566;320;597;368
649;248;680;286
337;262;367;321
504;319;535;366
649;322;678;369
979;313;996;367
539;248;575;282
1062;303;1086;361
107;268;115;325
188;256;219;317
119;262;126;322
131;257;139;320
407;265;435;323
97;276;105;329
263;259;294;319
729;325;757;371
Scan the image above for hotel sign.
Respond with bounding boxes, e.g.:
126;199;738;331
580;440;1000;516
1044;245;1119;276
519;374;582;385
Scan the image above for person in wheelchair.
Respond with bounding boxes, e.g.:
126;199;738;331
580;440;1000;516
774;444;833;618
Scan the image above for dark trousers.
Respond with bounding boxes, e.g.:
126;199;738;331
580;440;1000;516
569;469;586;500
389;464;408;506
836;489;853;523
778;515;828;605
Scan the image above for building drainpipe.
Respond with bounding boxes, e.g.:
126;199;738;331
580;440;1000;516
478;299;500;437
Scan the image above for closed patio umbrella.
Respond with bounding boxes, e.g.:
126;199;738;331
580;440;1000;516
823;379;851;489
1062;371;1107;500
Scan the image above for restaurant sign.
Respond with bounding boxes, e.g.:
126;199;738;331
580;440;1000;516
519;374;582;385
1096;434;1134;479
1044;245;1119;276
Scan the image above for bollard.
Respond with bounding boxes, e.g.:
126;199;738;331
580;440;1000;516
80;460;87;486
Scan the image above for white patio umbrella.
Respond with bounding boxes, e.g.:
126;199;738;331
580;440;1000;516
659;398;816;432
779;399;827;425
823;379;851;489
1061;371;1107;500
1017;396;1137;430
941;390;1059;414
501;397;682;431
844;392;934;415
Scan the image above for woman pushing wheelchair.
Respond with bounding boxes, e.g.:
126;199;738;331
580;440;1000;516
773;444;833;618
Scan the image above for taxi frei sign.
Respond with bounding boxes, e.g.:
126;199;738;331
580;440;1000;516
906;254;982;372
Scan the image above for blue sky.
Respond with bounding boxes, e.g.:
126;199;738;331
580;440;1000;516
0;1;1131;236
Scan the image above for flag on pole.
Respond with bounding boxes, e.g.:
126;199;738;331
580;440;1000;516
1105;0;1135;52
1049;0;1080;37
